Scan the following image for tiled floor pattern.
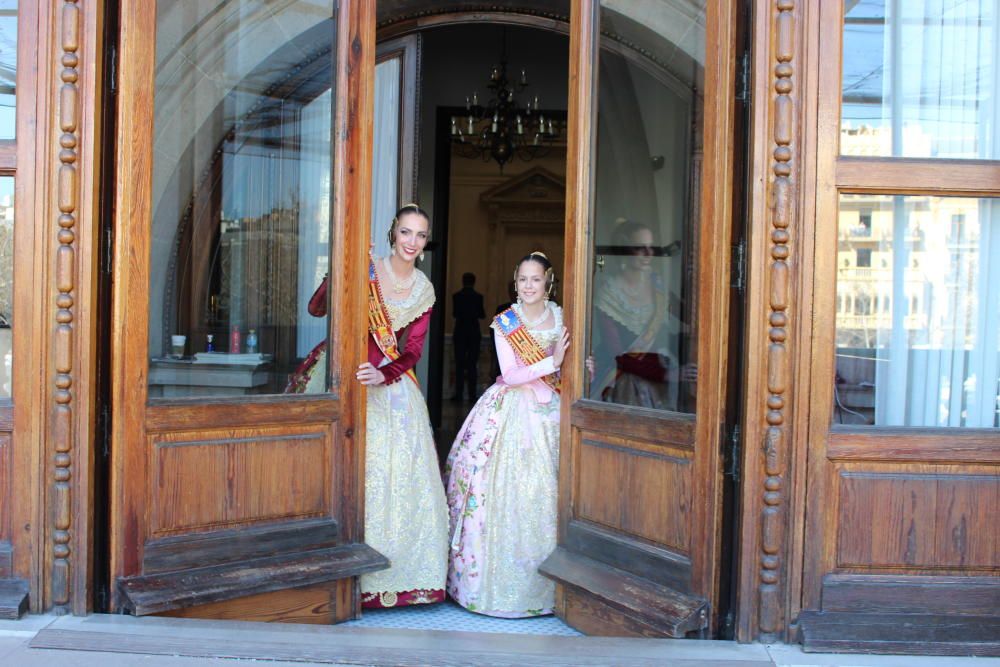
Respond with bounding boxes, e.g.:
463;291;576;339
341;600;583;636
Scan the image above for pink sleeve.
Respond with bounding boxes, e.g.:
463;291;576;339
494;329;557;386
379;307;432;385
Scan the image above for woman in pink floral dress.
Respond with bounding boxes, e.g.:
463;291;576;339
444;252;570;617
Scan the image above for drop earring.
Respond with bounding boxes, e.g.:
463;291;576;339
419;251;425;263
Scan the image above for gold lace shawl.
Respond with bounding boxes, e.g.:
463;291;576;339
383;265;436;330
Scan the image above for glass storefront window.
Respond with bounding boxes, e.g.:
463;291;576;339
0;1;15;140
834;194;1000;428
585;1;704;413
149;1;336;398
842;1;1000;159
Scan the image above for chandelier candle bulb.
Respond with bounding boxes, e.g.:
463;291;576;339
521;69;527;85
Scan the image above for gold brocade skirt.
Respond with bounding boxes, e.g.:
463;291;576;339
360;376;449;605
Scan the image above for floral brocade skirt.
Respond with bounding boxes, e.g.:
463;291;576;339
361;375;449;608
444;382;559;617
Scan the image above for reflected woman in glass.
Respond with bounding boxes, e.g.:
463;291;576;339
354;204;449;608
593;219;686;410
445;252;569;617
284;278;331;393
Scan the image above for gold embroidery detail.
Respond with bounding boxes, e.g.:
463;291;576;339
360;377;449;599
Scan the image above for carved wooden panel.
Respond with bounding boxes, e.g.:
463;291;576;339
836;470;999;570
577;437;692;553
149;425;332;536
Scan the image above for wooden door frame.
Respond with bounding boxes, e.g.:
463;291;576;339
795;0;1000;651
108;0;376;616
11;0;107;616
735;0;815;642
554;0;739;635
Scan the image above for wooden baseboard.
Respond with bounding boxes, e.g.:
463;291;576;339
821;573;1000;616
798;610;1000;657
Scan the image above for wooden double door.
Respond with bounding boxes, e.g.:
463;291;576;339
106;0;742;633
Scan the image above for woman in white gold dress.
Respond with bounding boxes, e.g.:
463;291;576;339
444;252;570;617
354;204;449;608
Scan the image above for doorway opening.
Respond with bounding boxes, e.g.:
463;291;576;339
95;0;748;639
410;23;570;460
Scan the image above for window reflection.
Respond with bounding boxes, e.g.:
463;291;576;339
149;1;335;398
591;221;694;410
0;177;11;399
842;0;1000;159
0;1;16;140
587;1;704;413
834;195;1000;427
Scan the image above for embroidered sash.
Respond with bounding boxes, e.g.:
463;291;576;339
368;260;418;385
494;307;560;394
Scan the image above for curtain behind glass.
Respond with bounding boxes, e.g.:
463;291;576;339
371;57;402;260
842;0;1000;159
297;90;332;358
835;196;1000;428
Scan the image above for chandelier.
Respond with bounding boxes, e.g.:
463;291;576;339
450;30;559;171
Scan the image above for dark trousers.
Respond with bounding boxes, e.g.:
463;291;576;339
453;334;481;400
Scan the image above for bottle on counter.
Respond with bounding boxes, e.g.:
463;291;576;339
246;329;258;354
229;325;241;354
206;334;215;353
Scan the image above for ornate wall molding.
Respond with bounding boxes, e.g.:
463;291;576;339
758;0;796;638
51;0;82;612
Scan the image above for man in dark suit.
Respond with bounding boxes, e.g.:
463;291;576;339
451;272;485;402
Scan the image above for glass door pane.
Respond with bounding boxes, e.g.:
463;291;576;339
0;1;15;140
841;0;1000;159
149;0;336;398
587;1;705;414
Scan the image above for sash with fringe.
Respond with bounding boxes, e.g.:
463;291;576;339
368;260;418;385
494;307;560;394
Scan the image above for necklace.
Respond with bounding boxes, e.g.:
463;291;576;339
383;256;417;294
518;301;549;328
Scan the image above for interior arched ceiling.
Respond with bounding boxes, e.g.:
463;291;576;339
377;1;706;70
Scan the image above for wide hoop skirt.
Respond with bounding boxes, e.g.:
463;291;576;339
361;377;449;608
445;382;559;617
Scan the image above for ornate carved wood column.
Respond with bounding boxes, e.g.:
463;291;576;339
738;0;809;642
39;0;104;614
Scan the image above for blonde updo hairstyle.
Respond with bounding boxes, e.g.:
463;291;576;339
513;251;556;299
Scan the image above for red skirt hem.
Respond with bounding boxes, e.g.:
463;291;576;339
361;588;445;609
